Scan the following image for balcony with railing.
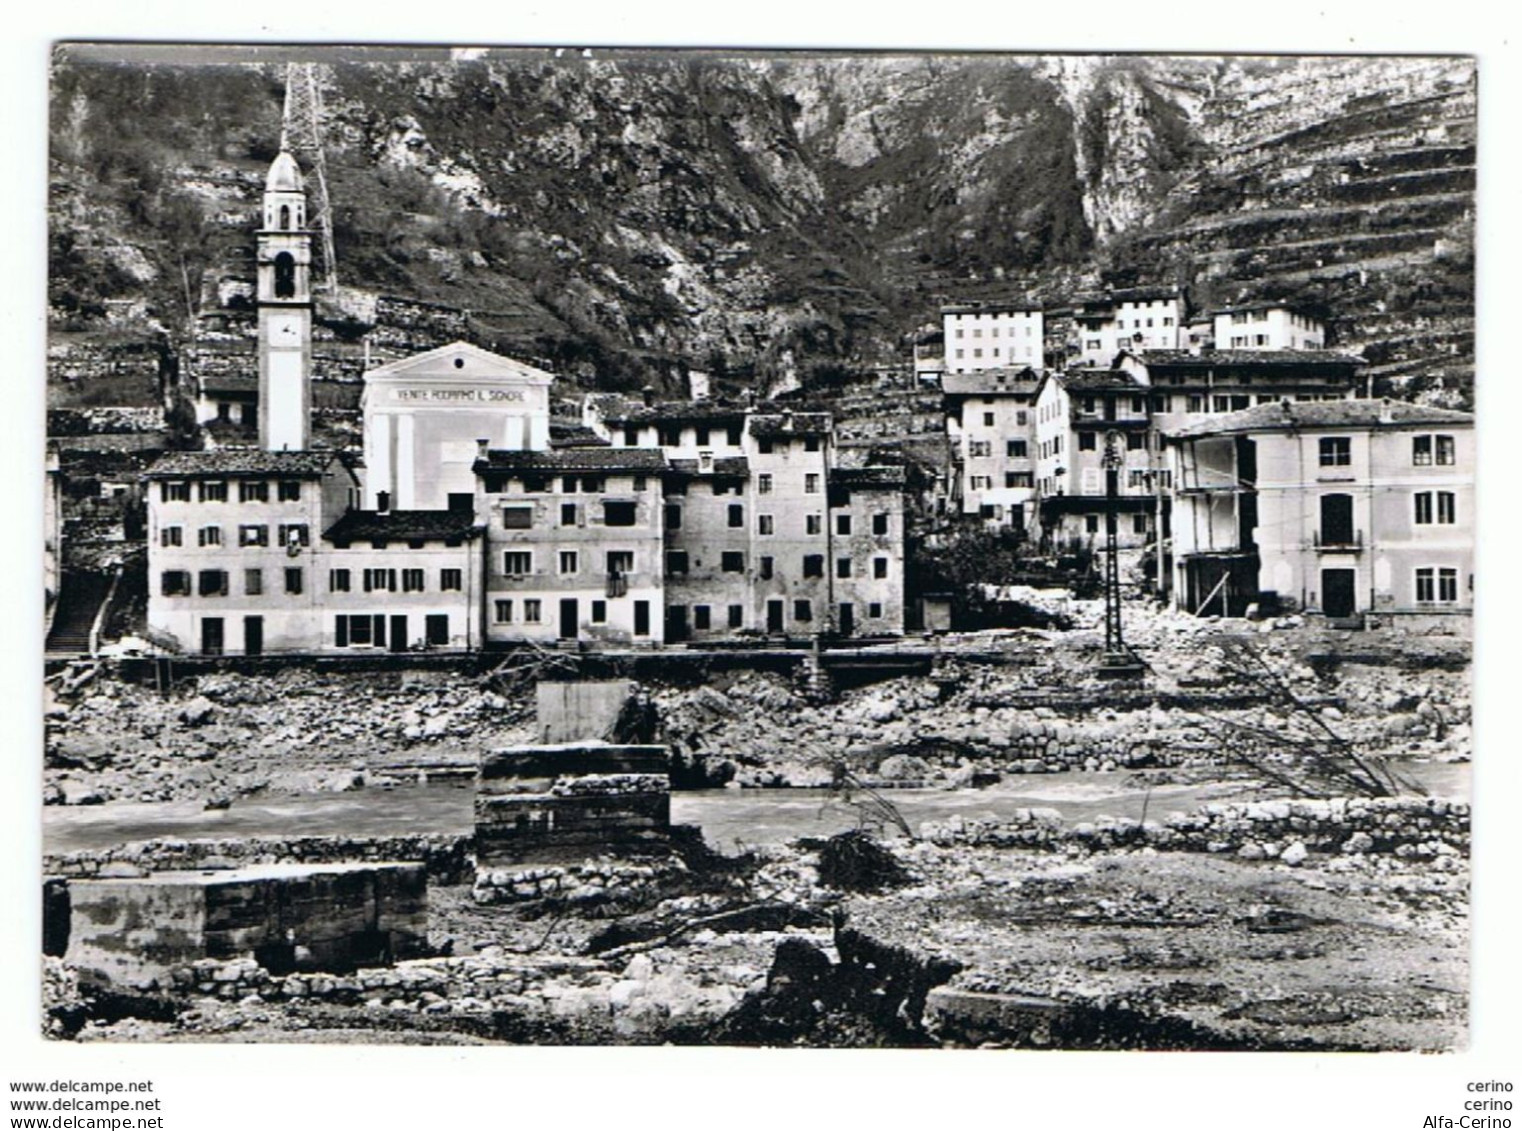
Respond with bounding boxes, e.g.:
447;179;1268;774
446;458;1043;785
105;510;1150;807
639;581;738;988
1312;530;1364;553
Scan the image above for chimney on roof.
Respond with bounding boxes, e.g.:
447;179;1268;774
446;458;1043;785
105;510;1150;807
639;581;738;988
699;451;714;472
782;409;794;431
377;490;391;514
476;438;490;462
642;385;656;408
1378;397;1395;424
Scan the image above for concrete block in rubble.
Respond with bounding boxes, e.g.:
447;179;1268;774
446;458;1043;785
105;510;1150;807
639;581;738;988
62;862;428;990
536;680;635;743
476;743;671;867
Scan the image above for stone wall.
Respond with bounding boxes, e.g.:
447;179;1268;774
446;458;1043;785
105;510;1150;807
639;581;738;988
44;834;473;886
921;796;1468;868
472;859;680;906
476;744;671;867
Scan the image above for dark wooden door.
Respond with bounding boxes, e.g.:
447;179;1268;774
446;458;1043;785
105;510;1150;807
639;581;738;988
665;604;688;642
243;615;263;656
838;603;854;637
201;617;224;656
559;598;578;640
767;600;784;633
1322;569;1357;618
389;614;408;653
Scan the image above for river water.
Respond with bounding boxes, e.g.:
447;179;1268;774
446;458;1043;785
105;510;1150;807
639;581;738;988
42;761;1470;857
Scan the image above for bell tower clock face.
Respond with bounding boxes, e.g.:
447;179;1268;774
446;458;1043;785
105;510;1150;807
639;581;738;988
268;313;303;347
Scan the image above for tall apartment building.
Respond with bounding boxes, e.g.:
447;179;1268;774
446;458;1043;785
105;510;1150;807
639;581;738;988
942;368;1039;529
941;303;1044;375
1166;400;1474;619
1032;369;1160;549
474;447;668;645
588;400;908;640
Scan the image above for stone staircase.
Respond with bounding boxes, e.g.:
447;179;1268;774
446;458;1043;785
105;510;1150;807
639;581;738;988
45;572;111;657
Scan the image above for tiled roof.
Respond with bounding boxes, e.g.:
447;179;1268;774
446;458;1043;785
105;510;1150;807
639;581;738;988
1072;285;1183;306
324;510;482;543
1131;348;1363;368
549;423;610;448
594;397;749;426
747;412;832;438
940;368;1041;396
1209;301;1322;317
144;450;348;479
829;466;907;489
666;456;749;477
475;447;669;474
1165;399;1475;440
940;301;1042;315
1056;369;1145;392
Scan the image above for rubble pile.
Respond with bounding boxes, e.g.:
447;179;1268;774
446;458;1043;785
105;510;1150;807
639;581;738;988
649;622;1471;788
44;667;535;804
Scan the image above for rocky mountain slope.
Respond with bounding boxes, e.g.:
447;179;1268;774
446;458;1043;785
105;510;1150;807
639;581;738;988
47;46;1474;400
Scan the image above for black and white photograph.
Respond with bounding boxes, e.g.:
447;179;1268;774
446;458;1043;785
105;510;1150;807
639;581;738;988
11;14;1519;1122
35;41;1481;1053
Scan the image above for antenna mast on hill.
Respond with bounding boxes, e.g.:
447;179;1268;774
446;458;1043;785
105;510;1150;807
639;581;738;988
281;62;338;298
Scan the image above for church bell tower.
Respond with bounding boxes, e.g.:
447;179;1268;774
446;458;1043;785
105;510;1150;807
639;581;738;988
256;151;313;451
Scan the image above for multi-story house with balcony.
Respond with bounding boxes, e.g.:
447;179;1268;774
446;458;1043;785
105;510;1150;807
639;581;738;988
941;302;1044;375
941;367;1040;529
1031;369;1161;549
1165;400;1474;619
586;399;908;640
474;446;668;645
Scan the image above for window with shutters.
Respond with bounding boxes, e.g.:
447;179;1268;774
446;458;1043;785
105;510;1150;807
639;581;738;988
364;568;398;592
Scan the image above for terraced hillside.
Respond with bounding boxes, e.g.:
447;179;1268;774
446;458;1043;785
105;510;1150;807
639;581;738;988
47;48;1474;406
